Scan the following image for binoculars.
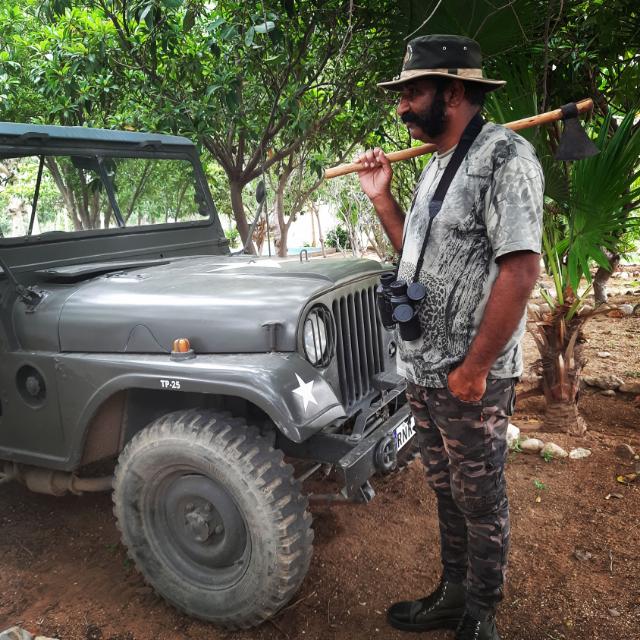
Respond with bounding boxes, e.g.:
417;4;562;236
376;273;426;342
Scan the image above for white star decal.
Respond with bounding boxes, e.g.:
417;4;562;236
293;374;318;412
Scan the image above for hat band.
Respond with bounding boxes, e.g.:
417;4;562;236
398;68;486;80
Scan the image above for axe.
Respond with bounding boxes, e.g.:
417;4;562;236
324;98;598;179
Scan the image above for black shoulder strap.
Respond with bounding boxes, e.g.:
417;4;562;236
411;113;485;282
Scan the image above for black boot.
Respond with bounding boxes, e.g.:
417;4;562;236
387;578;465;632
454;610;501;640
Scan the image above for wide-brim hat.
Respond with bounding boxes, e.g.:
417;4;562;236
378;34;505;92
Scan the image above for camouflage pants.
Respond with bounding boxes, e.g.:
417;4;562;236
406;378;516;618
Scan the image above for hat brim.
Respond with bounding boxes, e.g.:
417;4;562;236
377;69;506;92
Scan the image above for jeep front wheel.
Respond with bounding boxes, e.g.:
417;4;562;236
112;409;313;629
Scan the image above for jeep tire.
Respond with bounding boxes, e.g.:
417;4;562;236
112;409;313;628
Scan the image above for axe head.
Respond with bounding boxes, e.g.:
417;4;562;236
554;102;600;161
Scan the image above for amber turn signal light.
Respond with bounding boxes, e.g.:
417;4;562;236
170;337;195;361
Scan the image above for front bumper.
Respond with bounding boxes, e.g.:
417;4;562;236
336;402;412;499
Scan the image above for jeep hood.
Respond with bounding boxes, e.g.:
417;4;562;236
57;256;383;353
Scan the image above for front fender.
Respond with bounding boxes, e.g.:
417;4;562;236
57;352;346;463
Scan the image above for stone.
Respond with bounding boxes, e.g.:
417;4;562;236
541;442;568;459
520;438;545;454
527;303;540;315
580;304;594;315
608;608;621;617
583;375;623;390
569;447;592;460
507;423;520;449
0;630;57;640
617;271;630;280
539;302;551;313
0;630;33;640
619;382;640;394
619;304;634;316
596;351;612;358
615;443;636;461
600;389;616;397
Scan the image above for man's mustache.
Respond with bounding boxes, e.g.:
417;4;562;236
401;112;423;125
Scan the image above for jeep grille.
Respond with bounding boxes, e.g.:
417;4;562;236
332;285;385;409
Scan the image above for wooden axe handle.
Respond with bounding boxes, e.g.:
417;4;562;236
324;98;593;179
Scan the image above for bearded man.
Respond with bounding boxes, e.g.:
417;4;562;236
356;35;544;640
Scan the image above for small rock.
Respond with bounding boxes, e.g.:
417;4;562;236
607;309;624;318
619;382;640;394
596;351;612;358
520;438;544;454
527;303;540;315
617;272;630;280
600;389;616;397
0;630;35;640
614;443;636;460
580;304;594;315
619;303;634;316
569;447;592;460
539;302;551;313
573;549;592;561
608;608;621;617
541;442;568;459
583;375;623;390
633;303;640;316
507;423;520;449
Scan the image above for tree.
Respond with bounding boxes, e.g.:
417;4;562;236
528;112;640;435
73;0;398;250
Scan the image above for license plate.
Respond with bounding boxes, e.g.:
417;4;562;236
393;415;415;451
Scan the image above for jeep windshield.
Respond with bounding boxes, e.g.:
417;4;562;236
0;152;211;240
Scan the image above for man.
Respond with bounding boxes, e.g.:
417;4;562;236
357;35;543;640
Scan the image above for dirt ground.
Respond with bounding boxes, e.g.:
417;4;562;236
1;275;639;640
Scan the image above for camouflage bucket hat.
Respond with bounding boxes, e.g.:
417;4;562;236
378;34;505;91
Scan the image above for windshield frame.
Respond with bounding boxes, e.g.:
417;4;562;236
0;141;219;246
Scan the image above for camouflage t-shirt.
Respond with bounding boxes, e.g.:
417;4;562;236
396;122;544;388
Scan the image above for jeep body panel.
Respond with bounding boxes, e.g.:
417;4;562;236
0;351;350;470
0;122;407;491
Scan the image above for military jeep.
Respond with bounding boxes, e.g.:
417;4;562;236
0;123;414;629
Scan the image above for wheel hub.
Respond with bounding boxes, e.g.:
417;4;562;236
184;502;224;542
158;474;248;570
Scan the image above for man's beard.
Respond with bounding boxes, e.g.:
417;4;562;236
401;89;447;138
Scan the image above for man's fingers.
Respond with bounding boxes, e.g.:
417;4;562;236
357;147;386;169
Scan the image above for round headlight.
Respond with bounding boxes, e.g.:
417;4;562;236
303;305;334;367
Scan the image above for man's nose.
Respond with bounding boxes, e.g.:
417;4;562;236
397;96;410;117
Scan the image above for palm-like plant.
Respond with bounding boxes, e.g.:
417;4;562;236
529;112;640;434
484;55;640;433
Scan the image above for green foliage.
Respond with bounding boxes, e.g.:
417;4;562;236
533;479;546;491
325;225;350;250
542;111;640;303
224;227;240;248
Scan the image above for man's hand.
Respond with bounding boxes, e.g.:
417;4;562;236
356;147;393;203
447;363;487;403
354;147;405;252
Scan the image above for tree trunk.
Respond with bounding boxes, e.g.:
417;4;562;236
593;253;620;304
274;163;293;258
229;179;255;254
314;206;326;258
543;399;587;436
531;309;588;435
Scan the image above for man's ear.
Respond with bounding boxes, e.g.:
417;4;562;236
445;79;466;107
